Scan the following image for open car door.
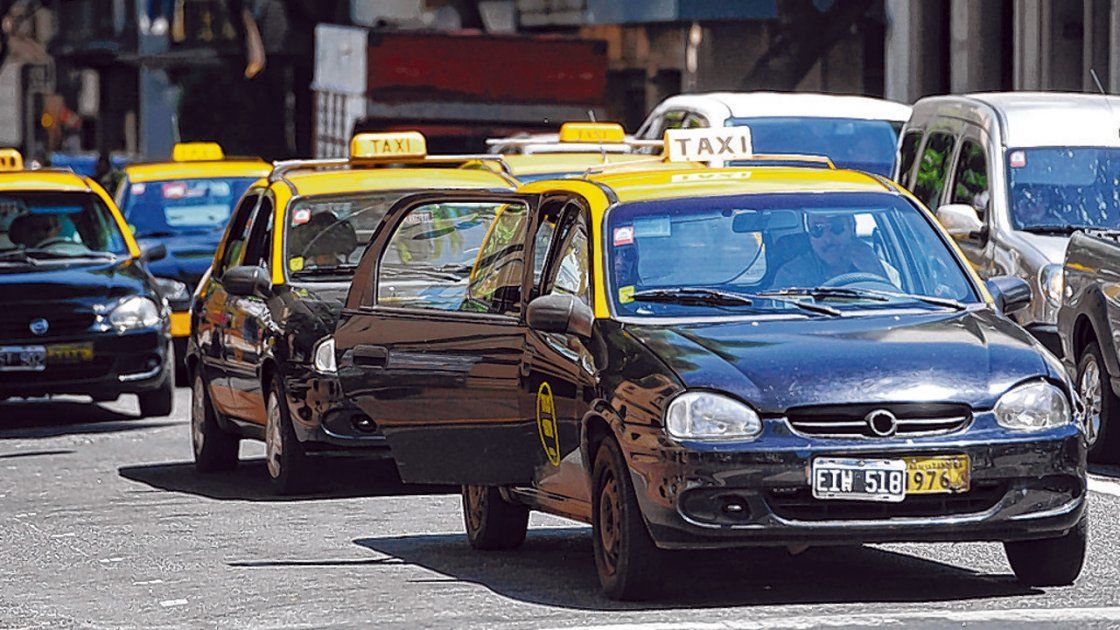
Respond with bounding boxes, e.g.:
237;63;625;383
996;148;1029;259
335;191;546;485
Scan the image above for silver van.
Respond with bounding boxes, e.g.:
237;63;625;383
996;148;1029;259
897;93;1120;355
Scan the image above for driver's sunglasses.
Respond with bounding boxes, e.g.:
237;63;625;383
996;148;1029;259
808;219;848;238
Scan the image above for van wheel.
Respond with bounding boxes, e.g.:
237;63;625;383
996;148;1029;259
265;379;309;495
191;371;239;472
592;437;663;601
1078;342;1120;463
1004;516;1087;587
462;485;529;550
138;375;174;417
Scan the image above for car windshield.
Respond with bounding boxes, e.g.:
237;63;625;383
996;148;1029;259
607;192;979;317
725;117;901;177
122;177;257;238
1007;147;1120;233
0;191;127;259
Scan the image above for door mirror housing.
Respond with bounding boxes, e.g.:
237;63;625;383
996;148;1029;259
222;265;270;298
986;276;1032;315
936;204;986;240
526;294;593;338
139;242;167;263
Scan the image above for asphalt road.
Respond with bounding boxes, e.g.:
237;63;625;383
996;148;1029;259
2;389;1120;629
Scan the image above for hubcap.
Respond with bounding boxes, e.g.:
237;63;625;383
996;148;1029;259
265;395;283;479
191;376;206;455
598;470;621;577
1080;357;1103;447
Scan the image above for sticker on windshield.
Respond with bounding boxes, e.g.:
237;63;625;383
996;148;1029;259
130;183;146;196
161;183;187;199
613;225;634;246
618;285;635;303
634;216;671;238
1009;151;1026;168
536;382;561;467
288;256;305;272
292;208;311;225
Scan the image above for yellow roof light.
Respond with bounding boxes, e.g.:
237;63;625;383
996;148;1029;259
559;122;626;144
172;142;225;162
0;149;23;171
350;132;427;162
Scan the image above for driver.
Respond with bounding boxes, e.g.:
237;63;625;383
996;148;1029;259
1012;186;1063;227
772;212;884;288
8;213;62;248
291;212;358;268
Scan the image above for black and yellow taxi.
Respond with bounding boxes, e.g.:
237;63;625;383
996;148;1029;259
332;127;1086;599
114;142;271;382
185;132;515;493
0;149;174;416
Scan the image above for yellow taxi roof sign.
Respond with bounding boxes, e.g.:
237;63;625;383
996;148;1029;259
665;127;753;163
559;122;626;144
350;132;427;162
0;149;23;171
172;142;225;162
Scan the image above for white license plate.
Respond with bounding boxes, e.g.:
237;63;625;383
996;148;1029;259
0;345;46;372
811;457;907;503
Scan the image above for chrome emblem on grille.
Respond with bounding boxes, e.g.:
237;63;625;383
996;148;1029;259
29;318;49;336
865;409;898;437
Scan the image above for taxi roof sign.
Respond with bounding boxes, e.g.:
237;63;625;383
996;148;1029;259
350;132;427;162
172;142;225;162
0;149;23;171
559;122;626;144
665;128;753;164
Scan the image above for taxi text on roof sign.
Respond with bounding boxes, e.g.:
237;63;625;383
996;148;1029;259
350;131;427;161
172;142;225;162
559;122;626;144
0;149;23;171
665;127;753;163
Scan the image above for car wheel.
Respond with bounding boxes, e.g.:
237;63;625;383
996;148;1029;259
138;374;174;417
1078;342;1120;463
1004;515;1087;587
462;484;529;550
591;437;663;601
191;371;239;472
173;355;189;387
265;379;309;495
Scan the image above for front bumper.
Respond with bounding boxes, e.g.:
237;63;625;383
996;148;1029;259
282;369;390;454
0;329;170;398
630;413;1085;549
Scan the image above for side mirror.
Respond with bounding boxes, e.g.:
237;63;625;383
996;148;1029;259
526;294;593;339
936;204;985;240
986;276;1032;315
140;242;167;263
222;265;270;298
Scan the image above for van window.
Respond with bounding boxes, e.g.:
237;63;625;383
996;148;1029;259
897;131;923;187
949;140;990;221
912;133;956;210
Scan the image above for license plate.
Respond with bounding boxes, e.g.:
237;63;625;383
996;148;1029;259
46;342;94;364
0;345;46;372
812;455;971;503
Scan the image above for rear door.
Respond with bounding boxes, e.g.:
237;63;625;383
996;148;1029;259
334;192;543;484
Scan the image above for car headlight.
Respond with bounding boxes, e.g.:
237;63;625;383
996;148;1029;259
153;277;190;303
313;336;336;374
665;392;762;440
108;296;162;332
994;381;1071;432
1039;263;1063;306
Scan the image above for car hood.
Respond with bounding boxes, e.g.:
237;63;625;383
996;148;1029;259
0;257;147;302
624;308;1057;414
1012;231;1068;265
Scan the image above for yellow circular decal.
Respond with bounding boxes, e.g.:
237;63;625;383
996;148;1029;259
536;382;561;466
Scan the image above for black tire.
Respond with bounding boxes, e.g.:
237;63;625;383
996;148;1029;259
1005;515;1088;587
462;485;529;550
138;375;174;417
191;371;239;473
173;356;189;387
265;378;309;495
591;437;664;601
1078;341;1120;463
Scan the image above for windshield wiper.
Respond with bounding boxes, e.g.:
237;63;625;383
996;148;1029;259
1020;225;1090;236
136;230;179;239
630;287;841;316
763;286;965;311
20;249;117;260
0;250;39;265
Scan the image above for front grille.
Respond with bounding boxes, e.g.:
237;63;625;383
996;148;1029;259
0;311;96;340
767;482;1006;521
786;403;972;438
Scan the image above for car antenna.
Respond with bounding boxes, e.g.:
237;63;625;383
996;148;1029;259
1089;69;1118;137
588;109;609;164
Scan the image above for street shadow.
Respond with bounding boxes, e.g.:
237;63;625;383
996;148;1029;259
0;449;75;460
341;528;1038;610
0;399;175;439
1088;463;1120;479
118;457;454;502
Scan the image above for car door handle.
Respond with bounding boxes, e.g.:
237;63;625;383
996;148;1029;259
353;344;389;367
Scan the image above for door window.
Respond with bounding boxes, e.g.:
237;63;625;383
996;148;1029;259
897;131;922;187
465;202;532;316
215;193;260;276
912;132;956;210
377;201;512;312
547;213;591;306
949;140;990;221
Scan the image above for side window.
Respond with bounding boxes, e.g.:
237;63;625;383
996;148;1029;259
215;193;260;276
683;113;709;129
465;202;532;316
547;212;591;306
530;202;569;289
897;131;922;187
659;110;689;132
377;201;511;312
240;196;274;269
912;132;956;210
949;140;990;221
